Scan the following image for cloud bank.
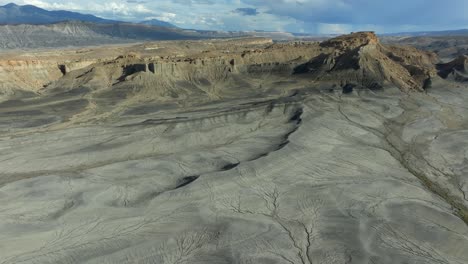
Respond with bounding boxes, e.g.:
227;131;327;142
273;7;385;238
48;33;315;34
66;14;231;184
1;0;467;34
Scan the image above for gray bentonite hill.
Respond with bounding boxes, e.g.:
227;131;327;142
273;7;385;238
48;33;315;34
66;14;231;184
0;32;467;264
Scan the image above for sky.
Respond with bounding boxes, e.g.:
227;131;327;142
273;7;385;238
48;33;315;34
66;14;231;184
2;0;468;34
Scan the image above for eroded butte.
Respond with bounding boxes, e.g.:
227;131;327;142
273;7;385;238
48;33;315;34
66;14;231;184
0;32;467;264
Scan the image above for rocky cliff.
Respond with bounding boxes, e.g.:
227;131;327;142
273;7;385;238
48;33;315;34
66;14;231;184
437;55;468;81
0;57;100;97
294;32;438;92
0;33;442;103
1;33;468;264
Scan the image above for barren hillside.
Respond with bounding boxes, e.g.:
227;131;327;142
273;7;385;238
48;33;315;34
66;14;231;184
0;33;467;264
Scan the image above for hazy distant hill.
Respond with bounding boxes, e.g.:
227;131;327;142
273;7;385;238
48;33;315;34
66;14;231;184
0;3;253;49
0;3;120;25
385;29;468;37
0;21;251;49
0;3;319;49
0;3;175;28
140;19;178;28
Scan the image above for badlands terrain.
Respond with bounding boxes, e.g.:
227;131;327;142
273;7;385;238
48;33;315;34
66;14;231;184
0;32;467;263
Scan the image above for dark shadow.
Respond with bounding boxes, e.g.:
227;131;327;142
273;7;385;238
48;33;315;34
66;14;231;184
175;176;200;189
342;83;356;94
221;163;240;171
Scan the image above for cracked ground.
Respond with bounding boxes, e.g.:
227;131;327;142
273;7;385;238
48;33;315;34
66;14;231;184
0;82;467;264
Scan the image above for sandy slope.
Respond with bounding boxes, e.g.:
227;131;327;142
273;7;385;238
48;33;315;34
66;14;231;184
0;84;467;263
0;33;467;263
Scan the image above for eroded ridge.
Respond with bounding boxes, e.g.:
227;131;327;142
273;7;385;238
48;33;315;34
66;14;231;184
0;33;467;264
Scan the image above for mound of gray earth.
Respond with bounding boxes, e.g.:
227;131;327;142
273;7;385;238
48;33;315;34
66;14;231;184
0;81;467;264
0;33;467;264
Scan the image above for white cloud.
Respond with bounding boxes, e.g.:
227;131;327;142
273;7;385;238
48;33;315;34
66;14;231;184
1;0;468;34
317;24;350;35
15;0;81;10
145;12;176;22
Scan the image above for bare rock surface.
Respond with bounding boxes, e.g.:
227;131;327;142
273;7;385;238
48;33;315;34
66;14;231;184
0;33;467;264
295;32;438;92
438;55;468;81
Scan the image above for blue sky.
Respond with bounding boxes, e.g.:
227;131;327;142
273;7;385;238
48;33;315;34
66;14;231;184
2;0;468;34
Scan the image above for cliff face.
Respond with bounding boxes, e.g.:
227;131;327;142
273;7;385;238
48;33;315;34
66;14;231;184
45;41;322;102
0;59;99;97
0;33;442;102
0;60;63;95
294;32;438;91
437;55;468;81
320;31;380;49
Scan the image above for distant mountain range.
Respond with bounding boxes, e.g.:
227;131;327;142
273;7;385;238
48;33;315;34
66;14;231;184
140;19;178;28
0;21;253;49
384;29;468;37
4;2;468;51
0;3;310;50
0;3;176;28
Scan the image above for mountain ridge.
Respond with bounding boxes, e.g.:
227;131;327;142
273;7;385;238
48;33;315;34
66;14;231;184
384;28;468;37
0;3;172;28
0;2;118;25
294;32;437;92
140;19;178;28
0;20;253;49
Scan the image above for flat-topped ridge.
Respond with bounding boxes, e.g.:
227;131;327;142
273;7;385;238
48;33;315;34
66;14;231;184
320;31;380;50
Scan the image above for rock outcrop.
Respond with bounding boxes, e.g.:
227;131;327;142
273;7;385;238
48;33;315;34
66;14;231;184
294;32;438;91
0;58;99;98
437;55;468;81
46;40;319;102
0;32;444;102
